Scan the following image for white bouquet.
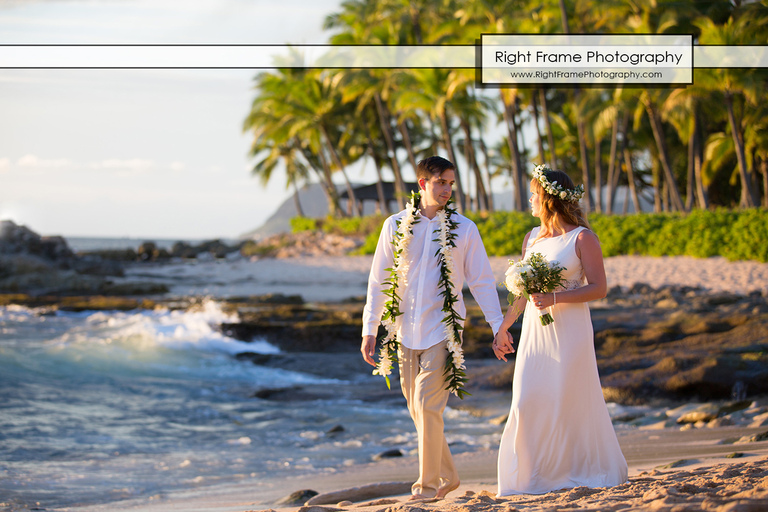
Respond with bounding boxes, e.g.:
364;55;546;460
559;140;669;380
505;252;565;326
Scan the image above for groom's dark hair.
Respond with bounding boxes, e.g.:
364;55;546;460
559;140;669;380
416;156;455;180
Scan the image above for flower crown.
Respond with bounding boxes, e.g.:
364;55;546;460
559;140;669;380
531;164;585;203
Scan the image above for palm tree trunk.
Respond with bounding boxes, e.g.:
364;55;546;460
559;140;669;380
313;158;341;217
760;159;768;208
291;179;305;217
368;141;389;215
539;88;559;168
477;134;495;212
645;101;685;212
531;90;547;164
501;91;526;212
623;146;642;213
685;125;695;211
558;0;571;32
374;93;406;207
605;112;621;214
398;120;419;176
724;91;756;208
439;111;466;213
621;163;630;214
363;109;390;214
576;113;593;211
693;118;708;209
594;139;603;213
316;147;345;217
296;140;341;217
651;157;662;213
319;124;360;216
556;1;592;210
461;118;488;213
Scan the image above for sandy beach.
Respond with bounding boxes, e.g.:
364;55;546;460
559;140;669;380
73;426;768;512
121;254;768;302
61;254;768;512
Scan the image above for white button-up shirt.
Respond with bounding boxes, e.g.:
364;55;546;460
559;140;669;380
362;208;504;350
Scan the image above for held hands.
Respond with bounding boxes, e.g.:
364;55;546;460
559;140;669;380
492;330;515;362
361;335;377;366
530;292;555;310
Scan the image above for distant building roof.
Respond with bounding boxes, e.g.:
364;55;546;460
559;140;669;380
340;181;419;201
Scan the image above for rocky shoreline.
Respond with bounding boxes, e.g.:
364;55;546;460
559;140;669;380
216;285;768;408
0;220;365;296
4;283;765;410
3;219;767;407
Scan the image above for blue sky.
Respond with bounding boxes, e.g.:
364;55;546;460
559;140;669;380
0;0;349;239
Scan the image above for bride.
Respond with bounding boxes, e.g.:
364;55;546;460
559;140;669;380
492;164;628;495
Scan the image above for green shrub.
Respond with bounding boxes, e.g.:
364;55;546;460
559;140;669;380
467;211;538;256
293;208;768;262
355;223;385;255
722;208;768;262
323;215;385;236
290;217;318;233
589;208;767;262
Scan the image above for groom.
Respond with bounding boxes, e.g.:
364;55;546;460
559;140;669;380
361;156;512;499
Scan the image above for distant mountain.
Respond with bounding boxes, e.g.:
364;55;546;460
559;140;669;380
242;183;330;239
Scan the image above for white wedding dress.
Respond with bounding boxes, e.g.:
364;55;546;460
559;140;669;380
497;226;627;496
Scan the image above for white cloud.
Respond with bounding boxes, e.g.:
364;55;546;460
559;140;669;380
16;154;72;168
91;158;156;171
6;155;186;174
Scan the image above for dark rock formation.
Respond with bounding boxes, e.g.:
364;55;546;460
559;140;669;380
475;284;768;404
275;489;319;506
304;482;413;506
0;220;167;295
372;449;403;461
81;238;244;262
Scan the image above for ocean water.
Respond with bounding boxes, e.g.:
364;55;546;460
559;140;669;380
0;301;503;510
64;237;240;253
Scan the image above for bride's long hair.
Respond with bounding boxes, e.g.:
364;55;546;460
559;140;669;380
532;169;590;244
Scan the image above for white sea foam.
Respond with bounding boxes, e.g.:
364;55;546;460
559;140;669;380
56;299;280;356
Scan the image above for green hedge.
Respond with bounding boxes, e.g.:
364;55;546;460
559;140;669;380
590;209;768;262
297;209;768;262
290;217;319;232
466;211;540;257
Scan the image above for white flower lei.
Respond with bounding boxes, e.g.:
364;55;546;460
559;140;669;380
373;191;469;398
532;164;585;203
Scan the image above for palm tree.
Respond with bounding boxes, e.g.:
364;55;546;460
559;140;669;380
244;69;330;217
636;89;686;212
695;9;768;207
244;67;360;217
325;2;410;207
286;70;362;215
395;68;468;212
663;79;712;209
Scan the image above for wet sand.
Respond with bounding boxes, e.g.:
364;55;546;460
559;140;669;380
72;426;768;512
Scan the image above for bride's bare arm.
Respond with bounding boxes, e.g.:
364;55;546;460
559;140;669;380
493;231;532;360
531;229;606;308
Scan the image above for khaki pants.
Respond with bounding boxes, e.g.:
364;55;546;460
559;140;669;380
398;340;459;498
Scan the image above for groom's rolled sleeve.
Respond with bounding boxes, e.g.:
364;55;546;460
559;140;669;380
362;217;396;337
463;222;504;336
